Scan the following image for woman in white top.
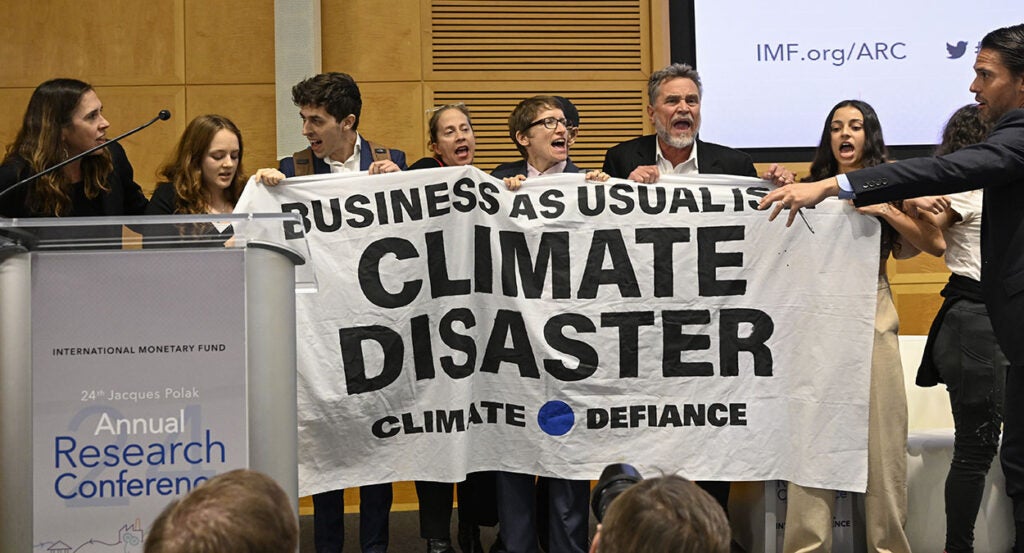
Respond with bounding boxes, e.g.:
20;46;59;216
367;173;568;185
913;103;1008;553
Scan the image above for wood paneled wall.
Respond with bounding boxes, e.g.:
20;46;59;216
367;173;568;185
0;0;278;197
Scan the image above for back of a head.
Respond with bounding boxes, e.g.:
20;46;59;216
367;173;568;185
597;474;731;553
144;469;297;553
553;96;580;128
938;104;989;156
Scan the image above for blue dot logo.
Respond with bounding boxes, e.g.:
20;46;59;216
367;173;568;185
537;400;575;436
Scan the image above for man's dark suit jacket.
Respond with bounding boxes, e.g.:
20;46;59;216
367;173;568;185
491;158;581;179
601;134;758;179
849;108;1024;366
598;133;754;513
278;134;407;176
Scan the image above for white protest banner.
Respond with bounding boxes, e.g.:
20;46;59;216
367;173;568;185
236;166;881;493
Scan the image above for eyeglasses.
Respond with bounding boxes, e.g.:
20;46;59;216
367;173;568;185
526;116;569;131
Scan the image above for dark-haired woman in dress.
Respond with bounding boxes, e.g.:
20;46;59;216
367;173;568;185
783;100;944;553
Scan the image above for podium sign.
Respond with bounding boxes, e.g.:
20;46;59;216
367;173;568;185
31;249;248;550
1;213;311;553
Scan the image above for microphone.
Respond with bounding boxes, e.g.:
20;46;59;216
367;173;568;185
0;110;172;201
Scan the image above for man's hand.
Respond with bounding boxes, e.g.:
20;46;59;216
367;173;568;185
585;170;610;182
761;163;796;186
627;165;660;184
504;174;526;191
368;160;401;175
254;168;286;186
758;178;840;226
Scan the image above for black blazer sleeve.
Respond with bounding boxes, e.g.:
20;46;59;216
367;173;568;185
849;109;1024;204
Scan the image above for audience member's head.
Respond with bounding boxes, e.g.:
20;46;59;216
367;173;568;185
144;469;297;553
591;474;730;553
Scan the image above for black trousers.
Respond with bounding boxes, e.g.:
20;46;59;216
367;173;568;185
934;299;1007;553
495;472;589;553
416;472;498;539
1002;365;1024;552
313;484;393;553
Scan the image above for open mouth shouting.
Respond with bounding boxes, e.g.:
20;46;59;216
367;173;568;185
672;116;694;134
837;141;857;160
308;137;324;154
551;137;568;157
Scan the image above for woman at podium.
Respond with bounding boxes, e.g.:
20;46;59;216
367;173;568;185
0;78;148;220
142;114;245;246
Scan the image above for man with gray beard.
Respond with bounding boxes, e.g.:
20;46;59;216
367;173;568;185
603;63;789;184
600;62;790;516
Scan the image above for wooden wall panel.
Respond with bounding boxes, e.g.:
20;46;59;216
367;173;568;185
0;89;35;154
184;0;275;84
186;84;279;171
356;82;425;161
0;0;184;88
889;254;949;335
321;0;423;82
426;0;648;80
92;86;186;196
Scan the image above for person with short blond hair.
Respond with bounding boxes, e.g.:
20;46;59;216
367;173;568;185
592;474;730;553
144;469;297;553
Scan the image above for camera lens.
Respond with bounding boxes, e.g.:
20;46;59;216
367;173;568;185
591;463;643;522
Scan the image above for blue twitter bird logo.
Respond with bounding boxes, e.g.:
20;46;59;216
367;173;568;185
947;41;968;59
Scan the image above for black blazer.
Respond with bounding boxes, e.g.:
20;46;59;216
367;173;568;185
601;135;758;179
491;158;581;179
0;141;148;218
849;108;1024;365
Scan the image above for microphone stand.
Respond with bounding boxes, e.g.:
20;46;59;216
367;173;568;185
0;110;171;202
